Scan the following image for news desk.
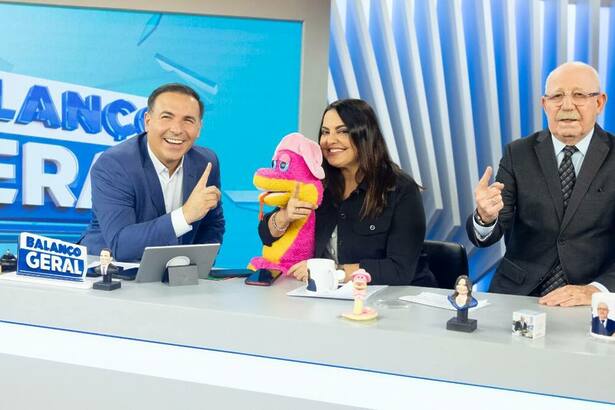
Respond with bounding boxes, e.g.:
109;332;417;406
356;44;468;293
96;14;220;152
0;275;612;409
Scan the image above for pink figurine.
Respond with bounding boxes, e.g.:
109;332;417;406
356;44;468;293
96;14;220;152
342;269;378;321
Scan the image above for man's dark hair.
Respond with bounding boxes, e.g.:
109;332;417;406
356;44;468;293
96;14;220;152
147;83;204;118
100;248;112;257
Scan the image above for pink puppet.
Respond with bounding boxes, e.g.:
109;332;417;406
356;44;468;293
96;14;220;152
248;133;324;275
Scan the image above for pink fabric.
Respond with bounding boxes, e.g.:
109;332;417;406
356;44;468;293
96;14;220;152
249;133;324;274
274;133;325;180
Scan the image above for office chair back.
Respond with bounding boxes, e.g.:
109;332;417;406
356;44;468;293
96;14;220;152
422;240;468;289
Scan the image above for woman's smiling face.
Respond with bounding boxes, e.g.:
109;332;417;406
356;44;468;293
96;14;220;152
319;109;359;173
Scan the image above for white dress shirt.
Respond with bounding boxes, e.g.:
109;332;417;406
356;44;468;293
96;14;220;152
472;130;607;292
147;144;192;238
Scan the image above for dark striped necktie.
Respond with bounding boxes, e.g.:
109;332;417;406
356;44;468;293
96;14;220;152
534;145;578;296
559;145;577;209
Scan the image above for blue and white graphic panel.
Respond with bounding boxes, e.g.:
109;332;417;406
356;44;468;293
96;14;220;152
0;71;146;240
17;232;87;281
0;3;302;268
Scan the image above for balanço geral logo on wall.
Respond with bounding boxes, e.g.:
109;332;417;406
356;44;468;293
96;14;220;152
0;71;147;240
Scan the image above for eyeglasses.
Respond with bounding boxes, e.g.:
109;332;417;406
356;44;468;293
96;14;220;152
543;91;601;106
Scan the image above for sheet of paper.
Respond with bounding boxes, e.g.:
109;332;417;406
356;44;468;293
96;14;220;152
399;291;490;311
287;282;387;300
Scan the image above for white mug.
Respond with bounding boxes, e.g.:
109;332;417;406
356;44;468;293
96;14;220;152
590;292;615;340
306;258;345;293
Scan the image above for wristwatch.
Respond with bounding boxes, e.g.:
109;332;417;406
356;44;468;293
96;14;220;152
473;210;495;227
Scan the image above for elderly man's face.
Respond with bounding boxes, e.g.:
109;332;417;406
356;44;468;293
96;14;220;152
597;303;609;321
542;65;606;145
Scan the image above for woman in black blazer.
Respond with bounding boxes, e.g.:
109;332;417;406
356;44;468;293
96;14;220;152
259;99;435;286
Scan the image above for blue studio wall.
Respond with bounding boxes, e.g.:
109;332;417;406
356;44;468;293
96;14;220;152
2;0;614;285
0;3;302;267
329;0;615;290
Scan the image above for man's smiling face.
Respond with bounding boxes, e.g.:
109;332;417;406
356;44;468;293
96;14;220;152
145;91;202;174
542;63;606;145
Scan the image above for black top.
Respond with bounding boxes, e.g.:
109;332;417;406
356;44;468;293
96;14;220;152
259;173;436;286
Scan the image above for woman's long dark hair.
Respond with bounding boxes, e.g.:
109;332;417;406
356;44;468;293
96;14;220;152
452;275;473;299
318;99;413;219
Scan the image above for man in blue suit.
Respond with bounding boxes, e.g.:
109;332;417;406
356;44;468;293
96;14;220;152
592;302;615;336
80;83;225;261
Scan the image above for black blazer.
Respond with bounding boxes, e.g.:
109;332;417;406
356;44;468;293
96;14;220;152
467;125;615;295
93;263;120;277
260;173;435;286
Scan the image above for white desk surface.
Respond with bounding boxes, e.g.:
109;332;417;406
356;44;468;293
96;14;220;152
0;275;612;408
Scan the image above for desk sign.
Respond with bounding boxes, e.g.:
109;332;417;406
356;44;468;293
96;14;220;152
17;232;87;281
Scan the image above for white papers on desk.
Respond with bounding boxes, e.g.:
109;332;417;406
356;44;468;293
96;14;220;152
399;292;490;311
287;282;387;300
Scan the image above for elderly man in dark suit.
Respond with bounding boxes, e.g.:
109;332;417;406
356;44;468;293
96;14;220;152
467;61;614;307
591;302;615;336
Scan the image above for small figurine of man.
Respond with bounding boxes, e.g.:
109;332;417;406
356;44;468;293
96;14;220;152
0;249;17;273
342;269;378;321
92;248;121;291
446;275;478;332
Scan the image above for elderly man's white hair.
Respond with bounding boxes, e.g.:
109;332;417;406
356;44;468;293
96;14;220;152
598;301;609;310
544;61;601;94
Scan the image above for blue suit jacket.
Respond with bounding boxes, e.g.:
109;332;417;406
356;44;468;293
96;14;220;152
79;133;225;261
591;316;615;336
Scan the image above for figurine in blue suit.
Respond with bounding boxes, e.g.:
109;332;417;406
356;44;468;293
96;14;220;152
80;84;225;261
591;302;615;336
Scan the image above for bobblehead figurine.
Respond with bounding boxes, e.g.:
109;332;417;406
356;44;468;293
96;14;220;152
342;269;378;321
446;275;478;332
93;248;121;291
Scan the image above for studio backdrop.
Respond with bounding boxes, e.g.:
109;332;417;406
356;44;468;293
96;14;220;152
0;1;328;267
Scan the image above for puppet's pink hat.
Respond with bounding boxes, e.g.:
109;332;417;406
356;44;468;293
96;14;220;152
274;133;325;179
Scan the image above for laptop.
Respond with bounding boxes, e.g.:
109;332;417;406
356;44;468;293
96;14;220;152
134;243;220;283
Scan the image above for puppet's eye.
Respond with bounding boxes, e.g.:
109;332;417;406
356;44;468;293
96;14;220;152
279;161;289;172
